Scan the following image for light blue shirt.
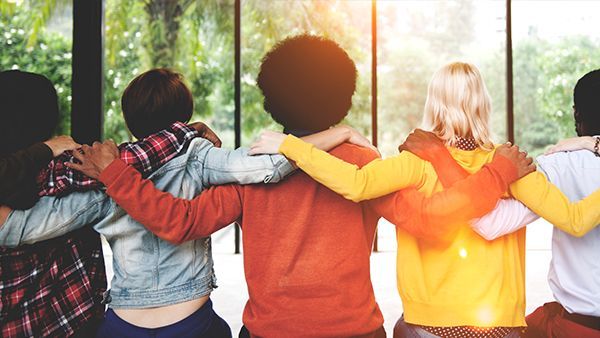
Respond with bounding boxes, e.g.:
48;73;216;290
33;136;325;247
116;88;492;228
537;149;600;316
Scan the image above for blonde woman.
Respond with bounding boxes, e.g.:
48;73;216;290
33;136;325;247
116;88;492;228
249;62;600;337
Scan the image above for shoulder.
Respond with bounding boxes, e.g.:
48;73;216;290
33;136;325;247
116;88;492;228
330;143;380;168
537;150;600;170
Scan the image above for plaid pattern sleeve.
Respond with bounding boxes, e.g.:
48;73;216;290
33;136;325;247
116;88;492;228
0;227;106;338
37;122;199;196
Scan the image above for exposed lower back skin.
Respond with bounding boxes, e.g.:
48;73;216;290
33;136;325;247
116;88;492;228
114;296;209;328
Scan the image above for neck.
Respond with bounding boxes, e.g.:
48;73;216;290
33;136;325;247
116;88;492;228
283;128;323;137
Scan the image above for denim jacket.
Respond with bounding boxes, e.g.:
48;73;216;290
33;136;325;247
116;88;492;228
0;138;294;309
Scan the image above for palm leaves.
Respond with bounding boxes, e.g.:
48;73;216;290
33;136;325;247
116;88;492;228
0;0;70;47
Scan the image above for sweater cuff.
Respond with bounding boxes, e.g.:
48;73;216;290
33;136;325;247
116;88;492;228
99;159;130;186
29;142;53;168
487;154;519;185
279;134;309;157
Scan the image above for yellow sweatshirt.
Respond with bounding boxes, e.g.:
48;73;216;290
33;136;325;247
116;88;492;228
279;135;600;327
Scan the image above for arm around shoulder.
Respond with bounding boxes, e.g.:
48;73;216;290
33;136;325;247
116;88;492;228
202;146;295;187
279;134;426;202
0;190;110;247
510;171;600;237
100;159;243;244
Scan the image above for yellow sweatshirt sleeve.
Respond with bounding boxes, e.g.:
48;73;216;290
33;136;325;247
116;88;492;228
510;171;600;237
279;135;426;202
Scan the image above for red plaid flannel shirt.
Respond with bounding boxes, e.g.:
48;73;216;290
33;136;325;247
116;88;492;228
0;227;106;338
37;122;199;196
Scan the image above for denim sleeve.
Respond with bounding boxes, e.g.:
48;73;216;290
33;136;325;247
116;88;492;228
0;190;112;247
201;146;296;187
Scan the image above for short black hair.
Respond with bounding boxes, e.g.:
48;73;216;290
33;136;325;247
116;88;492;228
0;70;59;156
257;34;357;132
574;69;600;136
122;68;193;139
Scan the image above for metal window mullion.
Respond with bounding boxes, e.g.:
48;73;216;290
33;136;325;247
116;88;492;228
234;0;241;254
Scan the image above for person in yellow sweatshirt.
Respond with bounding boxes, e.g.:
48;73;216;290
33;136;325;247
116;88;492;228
248;62;600;338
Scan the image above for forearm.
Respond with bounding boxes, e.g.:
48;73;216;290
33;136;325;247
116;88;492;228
300;126;350;152
202;146;295;186
279;135;424;202
100;160;241;244
371;154;518;239
471;199;539;240
510;171;600;237
0;191;109;247
423;147;469;188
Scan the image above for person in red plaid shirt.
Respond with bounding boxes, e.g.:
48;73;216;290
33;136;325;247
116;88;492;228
0;70;108;338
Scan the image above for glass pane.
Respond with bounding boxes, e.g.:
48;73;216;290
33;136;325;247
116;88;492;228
377;0;507;157
0;1;73;135
104;0;235;147
513;0;600;157
241;0;372;146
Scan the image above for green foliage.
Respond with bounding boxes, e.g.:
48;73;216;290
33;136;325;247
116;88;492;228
2;0;599;157
0;11;72;135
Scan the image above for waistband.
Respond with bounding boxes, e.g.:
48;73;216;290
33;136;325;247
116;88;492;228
100;299;218;338
560;304;600;331
106;274;216;308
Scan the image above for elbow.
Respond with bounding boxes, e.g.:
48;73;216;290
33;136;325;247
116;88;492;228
345;189;367;203
479;231;498;241
567;228;588;238
348;194;363;203
471;225;499;241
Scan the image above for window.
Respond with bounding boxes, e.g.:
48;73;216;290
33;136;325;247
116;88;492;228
103;0;235;147
513;0;600;156
241;0;372;146
377;0;507;156
0;0;73;135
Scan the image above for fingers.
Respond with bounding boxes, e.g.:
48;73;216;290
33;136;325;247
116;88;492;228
71;146;87;163
64;161;84;172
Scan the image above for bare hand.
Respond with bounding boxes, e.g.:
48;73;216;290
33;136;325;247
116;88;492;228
398;129;445;161
344;126;380;155
544;136;595;155
494;143;536;179
65;140;119;179
190;122;222;148
44;135;81;157
248;131;287;155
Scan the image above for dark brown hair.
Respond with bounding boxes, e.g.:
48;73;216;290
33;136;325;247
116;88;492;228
574;69;600;136
0;70;59;156
122;68;193;139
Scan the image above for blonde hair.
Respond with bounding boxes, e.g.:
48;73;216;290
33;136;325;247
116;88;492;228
422;62;494;150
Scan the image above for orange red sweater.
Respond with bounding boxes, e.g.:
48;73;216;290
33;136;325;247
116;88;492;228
98;143;517;337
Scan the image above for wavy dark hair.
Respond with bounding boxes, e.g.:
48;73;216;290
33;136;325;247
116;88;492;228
257;34;357;132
